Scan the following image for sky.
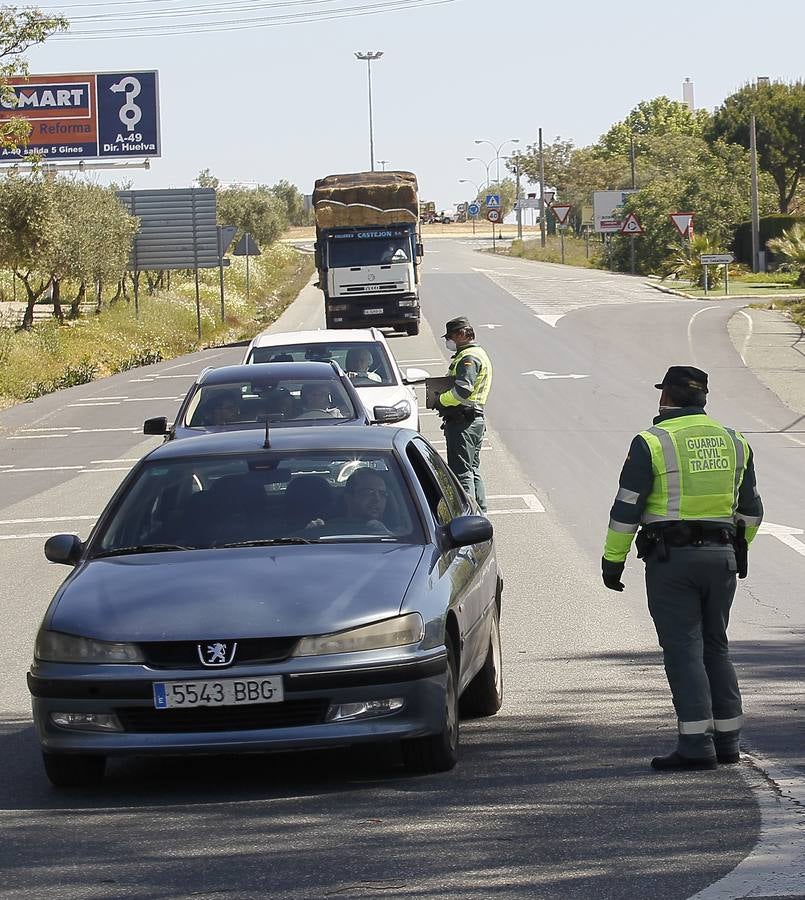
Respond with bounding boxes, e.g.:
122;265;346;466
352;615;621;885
21;0;805;210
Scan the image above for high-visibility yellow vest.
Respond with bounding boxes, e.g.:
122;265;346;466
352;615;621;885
441;345;492;408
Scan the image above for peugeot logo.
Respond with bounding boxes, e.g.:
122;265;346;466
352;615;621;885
198;641;238;667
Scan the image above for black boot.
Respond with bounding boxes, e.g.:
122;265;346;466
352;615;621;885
716;751;740;764
651;751;717;771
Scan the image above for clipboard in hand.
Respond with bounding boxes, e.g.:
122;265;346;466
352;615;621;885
425;376;454;409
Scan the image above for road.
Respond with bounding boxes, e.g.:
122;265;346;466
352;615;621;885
0;241;802;898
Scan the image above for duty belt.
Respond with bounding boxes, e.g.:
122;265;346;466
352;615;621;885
636;522;735;561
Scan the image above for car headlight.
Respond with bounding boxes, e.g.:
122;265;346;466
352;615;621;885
394;400;411;417
292;613;424;657
35;630;145;664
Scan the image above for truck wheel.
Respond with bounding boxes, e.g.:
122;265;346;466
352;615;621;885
402;633;459;773
459;603;503;718
42;752;105;787
404;322;420;336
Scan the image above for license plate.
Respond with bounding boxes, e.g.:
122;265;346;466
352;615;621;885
363;308;384;315
153;676;284;709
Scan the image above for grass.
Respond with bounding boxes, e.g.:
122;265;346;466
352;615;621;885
506;235;603;268
0;244;314;406
657;274;805;299
763;298;805;329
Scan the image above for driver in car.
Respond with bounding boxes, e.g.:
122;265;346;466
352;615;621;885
345;348;381;384
294;382;341;419
305;468;391;536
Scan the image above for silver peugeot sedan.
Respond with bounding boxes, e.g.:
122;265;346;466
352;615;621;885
29;426;503;786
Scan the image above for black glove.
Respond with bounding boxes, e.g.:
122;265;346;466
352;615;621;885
601;557;625;592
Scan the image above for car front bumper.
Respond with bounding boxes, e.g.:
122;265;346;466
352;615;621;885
29;651;448;756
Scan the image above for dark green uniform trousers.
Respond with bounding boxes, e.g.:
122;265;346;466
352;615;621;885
645;545;743;759
443;416;487;513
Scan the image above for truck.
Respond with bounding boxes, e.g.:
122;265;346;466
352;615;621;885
313;170;423;336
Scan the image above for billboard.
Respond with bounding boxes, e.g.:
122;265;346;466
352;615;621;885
593;190;637;233
0;71;160;162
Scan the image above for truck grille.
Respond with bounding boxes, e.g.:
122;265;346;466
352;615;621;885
115;699;329;733
344;283;399;292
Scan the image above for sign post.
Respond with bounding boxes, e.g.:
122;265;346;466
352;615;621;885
699;253;734;297
216;225;237;322
487;208;501;252
233;232;261;302
619;212;645;274
550;203;572;264
467;201;480;236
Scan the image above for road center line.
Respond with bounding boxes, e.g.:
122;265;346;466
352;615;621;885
687;306;719;362
738;309;754;366
0;515;97;525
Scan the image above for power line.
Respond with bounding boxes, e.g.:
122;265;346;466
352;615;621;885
57;0;351;23
53;0;455;38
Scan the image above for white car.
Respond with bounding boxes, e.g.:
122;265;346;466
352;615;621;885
243;328;430;430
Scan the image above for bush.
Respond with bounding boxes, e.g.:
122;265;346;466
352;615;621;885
733;216;804;265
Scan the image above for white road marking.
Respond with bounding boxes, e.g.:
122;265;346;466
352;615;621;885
129;373;197;382
9;427;141;439
14;426;80;431
69;396;183;408
1;466;84;473
160;353;225;372
738;309;754;366
479;323;503;329
68;402;123;407
7;434;71;440
0;515;97;525
758;521;805;557
0;532;64;540
486;493;545;514
687;305;718;360
536;314;565;328
90;458;140;464
399;358;444;364
522;370;589;380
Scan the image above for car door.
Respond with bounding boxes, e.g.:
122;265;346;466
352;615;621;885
407;439;487;688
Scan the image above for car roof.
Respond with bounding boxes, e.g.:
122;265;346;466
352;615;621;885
250;328;385;348
198;362;343;384
147;425;415;460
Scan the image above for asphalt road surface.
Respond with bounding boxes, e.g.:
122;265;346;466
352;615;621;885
0;241;802;899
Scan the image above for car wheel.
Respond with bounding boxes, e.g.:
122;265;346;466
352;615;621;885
42;752;105;787
402;632;459;773
404;322;420;336
460;600;503;718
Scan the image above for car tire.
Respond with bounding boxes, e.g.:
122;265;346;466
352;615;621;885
404;322;420;336
42;752;105;787
460;601;503;718
402;633;459;773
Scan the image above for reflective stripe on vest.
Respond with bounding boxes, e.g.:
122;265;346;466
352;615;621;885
639;415;749;525
448;345;492;406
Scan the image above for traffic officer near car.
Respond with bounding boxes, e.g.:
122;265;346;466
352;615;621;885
436;317;493;513
601;366;764;771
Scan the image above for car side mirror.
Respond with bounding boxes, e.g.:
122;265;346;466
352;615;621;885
143;416;168;436
447;515;493;548
403;367;429;385
372;404;409;425
45;533;84;566
416;243;424;257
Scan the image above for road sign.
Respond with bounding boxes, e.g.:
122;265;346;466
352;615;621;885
620;212;644;235
593;190;637;233
486;194;501;209
234;233;261;256
542;190;556;204
670;212;694;237
467;202;481;217
515;198;540;210
550;203;572;226
117;188;218;271
486;209;501;223
0;71;160;162
700;253;735;265
217;225;237;255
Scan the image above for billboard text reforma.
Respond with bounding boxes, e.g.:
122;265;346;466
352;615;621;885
0;71;160;162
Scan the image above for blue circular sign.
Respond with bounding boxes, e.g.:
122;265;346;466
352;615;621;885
467;202;481;217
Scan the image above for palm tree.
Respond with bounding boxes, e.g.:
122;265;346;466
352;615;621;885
767;224;805;286
662;234;724;289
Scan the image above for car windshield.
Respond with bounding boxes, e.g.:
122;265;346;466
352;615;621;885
327;236;411;268
247;342;395;388
91;452;422;553
184;377;357;427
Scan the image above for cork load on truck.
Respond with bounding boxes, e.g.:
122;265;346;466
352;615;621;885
313;170;423;336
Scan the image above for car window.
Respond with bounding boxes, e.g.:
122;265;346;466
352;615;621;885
406;440;463;526
184;378;357;427
413;439;467;519
247;342;396;388
91;451;423;554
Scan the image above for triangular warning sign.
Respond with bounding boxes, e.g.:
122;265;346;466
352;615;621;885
550;203;572;225
620;212;644;235
669;212;694;237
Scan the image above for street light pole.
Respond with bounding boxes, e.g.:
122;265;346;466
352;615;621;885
355;51;383;171
459;179;480;235
538;127;546;248
377;159;389;171
474;137;519;185
466;156;492;189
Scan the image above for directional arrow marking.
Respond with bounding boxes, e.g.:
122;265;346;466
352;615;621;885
522;370;589;380
757;521;805;557
479;323;502;329
536;314;564;328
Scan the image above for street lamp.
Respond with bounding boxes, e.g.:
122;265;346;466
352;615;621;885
474;138;520;184
458;177;481;198
377;159;389;171
355;50;383;171
466;156;492;189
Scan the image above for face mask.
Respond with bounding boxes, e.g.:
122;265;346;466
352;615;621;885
445;339;457;352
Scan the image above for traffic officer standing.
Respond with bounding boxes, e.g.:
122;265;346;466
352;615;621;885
601;366;763;771
437;317;493;513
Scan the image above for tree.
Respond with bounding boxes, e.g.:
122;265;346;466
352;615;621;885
767;224;805;286
216;185;288;248
269;179;311;226
598;96;711;159
0;8;69;150
472;178;516;219
710;81;805;213
196;168;219;189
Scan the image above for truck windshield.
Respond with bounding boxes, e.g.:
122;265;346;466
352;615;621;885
328;237;411;268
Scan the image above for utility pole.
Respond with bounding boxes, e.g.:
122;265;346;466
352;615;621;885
629;135;637;275
513;157;523;241
538;127;546;248
355;51;383;171
750;113;761;273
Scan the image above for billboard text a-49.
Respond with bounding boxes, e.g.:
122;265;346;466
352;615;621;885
0;71;160;162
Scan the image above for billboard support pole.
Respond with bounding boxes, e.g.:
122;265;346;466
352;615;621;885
217;226;226;322
132;272;140;318
194;268;202;340
245;233;251;302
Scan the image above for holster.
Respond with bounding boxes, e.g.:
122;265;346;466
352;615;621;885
735;521;749;579
636;527;668;562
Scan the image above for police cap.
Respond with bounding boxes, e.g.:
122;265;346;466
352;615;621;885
654;366;709;393
443;316;472;337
